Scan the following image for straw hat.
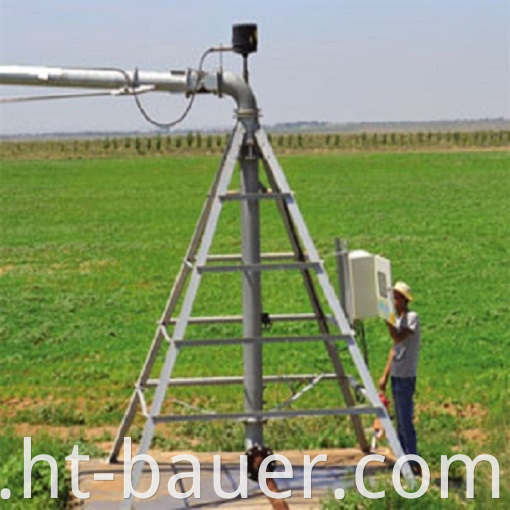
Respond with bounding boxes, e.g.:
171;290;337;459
393;281;414;302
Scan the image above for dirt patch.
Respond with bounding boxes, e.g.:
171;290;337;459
1;396;45;417
0;264;15;276
460;428;488;443
10;423;118;442
417;400;487;420
1;394;106;420
417;400;490;448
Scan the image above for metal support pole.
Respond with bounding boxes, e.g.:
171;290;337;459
260;159;370;453
335;238;354;326
240;131;264;448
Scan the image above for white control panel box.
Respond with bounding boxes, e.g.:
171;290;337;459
347;250;395;324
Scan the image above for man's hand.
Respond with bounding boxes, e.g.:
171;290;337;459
378;376;387;392
386;320;410;343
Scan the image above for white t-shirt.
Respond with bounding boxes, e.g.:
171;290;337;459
391;311;421;378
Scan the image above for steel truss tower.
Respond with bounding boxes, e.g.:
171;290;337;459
109;122;414;506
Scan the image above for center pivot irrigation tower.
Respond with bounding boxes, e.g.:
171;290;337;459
0;24;414;502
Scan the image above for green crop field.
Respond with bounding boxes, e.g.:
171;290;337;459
1;149;509;507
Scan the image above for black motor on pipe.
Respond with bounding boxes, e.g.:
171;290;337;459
232;23;258;83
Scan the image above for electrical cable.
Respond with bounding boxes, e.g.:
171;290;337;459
354;319;369;367
133;48;212;129
108;46;227;129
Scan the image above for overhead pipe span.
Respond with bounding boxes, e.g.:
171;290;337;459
0;65;258;115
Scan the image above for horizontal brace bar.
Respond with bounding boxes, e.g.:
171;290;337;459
146;373;339;388
152;406;383;423
166;313;321;325
197;262;321;274
219;192;292;201
163;334;348;347
207;252;299;262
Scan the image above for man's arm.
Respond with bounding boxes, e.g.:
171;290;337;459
386;321;413;344
379;347;394;392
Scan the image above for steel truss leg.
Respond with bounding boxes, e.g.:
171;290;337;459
109;123;246;463
260;154;369;453
117;124;245;509
255;128;414;482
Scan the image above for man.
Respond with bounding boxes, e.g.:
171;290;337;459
379;281;421;473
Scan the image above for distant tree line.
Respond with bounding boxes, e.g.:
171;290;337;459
1;130;509;159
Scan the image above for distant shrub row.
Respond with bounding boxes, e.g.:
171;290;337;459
1;130;509;159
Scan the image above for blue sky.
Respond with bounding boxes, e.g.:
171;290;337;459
0;0;508;134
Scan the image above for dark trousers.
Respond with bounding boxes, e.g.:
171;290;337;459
391;376;417;456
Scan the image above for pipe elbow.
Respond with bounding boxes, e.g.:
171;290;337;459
220;71;258;117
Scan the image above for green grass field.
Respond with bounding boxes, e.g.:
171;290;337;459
1;149;509;506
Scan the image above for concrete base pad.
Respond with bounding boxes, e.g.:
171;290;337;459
78;448;395;509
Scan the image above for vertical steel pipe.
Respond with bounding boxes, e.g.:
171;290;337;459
240;129;264;448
